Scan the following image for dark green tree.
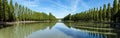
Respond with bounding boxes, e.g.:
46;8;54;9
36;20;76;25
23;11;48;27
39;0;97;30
112;0;118;22
96;8;99;21
49;13;56;21
0;0;2;21
8;0;15;22
3;0;9;22
14;2;19;21
107;3;111;22
103;4;107;21
119;0;120;3
113;0;118;14
0;0;57;22
99;7;103;22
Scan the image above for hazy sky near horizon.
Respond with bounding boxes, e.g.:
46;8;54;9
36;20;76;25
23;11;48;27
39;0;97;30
12;0;113;18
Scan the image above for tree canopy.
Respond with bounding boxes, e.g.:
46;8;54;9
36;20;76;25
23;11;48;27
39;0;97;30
0;0;57;22
63;0;120;22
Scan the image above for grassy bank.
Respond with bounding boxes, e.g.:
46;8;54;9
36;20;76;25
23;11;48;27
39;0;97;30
0;21;56;25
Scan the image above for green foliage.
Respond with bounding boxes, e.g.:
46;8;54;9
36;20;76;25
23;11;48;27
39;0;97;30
49;13;57;21
103;4;107;21
0;0;2;21
106;3;111;22
113;0;118;14
62;14;72;21
99;7;103;22
8;0;15;21
3;0;9;22
0;0;57;22
112;0;119;22
63;0;120;22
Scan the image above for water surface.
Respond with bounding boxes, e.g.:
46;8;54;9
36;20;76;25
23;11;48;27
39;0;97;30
0;22;120;38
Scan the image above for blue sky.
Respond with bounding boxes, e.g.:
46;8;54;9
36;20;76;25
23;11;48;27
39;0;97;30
12;0;113;18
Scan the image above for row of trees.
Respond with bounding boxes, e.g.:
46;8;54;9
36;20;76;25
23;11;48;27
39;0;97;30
63;0;120;22
0;0;56;22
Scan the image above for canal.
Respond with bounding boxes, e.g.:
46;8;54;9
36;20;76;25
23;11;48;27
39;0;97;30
0;22;120;38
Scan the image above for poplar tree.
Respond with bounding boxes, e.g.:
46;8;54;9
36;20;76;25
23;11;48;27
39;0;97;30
113;0;118;14
0;0;57;22
99;7;103;22
14;2;19;21
93;8;96;20
118;0;120;9
96;8;99;21
9;0;15;21
49;13;56;21
3;0;9;22
119;0;120;3
103;4;107;21
0;0;2;21
107;3;111;22
112;0;118;22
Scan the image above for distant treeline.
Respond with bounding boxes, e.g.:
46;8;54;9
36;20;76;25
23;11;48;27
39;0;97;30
0;0;56;22
62;0;120;22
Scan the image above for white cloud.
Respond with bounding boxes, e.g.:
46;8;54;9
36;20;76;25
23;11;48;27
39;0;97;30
12;0;89;18
70;0;80;13
13;0;40;8
79;0;89;9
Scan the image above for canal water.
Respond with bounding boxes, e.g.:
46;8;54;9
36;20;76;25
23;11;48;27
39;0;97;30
0;22;120;38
